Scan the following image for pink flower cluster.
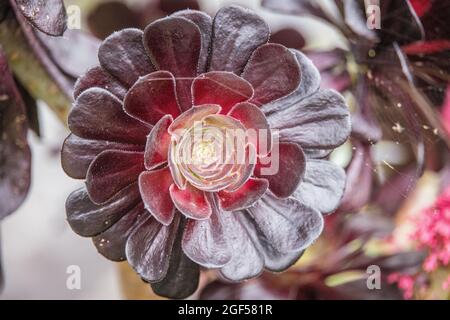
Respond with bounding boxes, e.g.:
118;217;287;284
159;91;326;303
389;186;450;298
387;273;416;299
416;187;450;272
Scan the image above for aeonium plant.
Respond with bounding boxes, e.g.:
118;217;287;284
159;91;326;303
62;5;351;299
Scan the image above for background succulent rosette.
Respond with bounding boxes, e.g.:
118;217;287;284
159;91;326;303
61;5;351;298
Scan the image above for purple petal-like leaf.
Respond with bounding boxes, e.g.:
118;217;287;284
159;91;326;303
0;50;31;219
14;0;67;36
168;104;221;135
217;178;268;212
182;196;232;268
218;211;264;281
144;115;172;170
73;66;127;100
139;167;175;226
92;203;148;261
228;102;272;155
339;141;373;212
66;183;141;237
255;142;306;198
124;71;181;125
237;211;304;271
143;16;201;111
266;89;351;149
86;150;145;204
69;88;151;145
151;219;200;299
209;5;269;74
192;72;253;114
293;159;346;214
125;215;180;282
170;183;212;220
262;50;321;115
242;44;301;106
98;29;155;87
61;134;143;179
303;148;332;159
247;192;324;253
171;10;212;74
270;28;306;50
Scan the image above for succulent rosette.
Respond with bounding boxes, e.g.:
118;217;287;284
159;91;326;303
62;5;351;298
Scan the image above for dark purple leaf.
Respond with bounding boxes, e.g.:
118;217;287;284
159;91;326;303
92;203;148;262
151;218;200;299
144;115;172;170
255;142;306;198
217;178;268;212
86;150;145;204
218;211;264;281
170;183;212;220
68;88;151;145
209;5;269;74
73;66;127;101
339;141;373;213
143;16;201;111
241;210;305;271
261;50;321;115
247;192;323;253
171;10;212;74
266;89;351;149
66;183;141;237
14;0;67;36
293;159;346;214
124;71;181;125
125;215;180;282
182;196;232;268
0;49;31;219
270;28;306;50
192;71;253;114
139;167;175;226
61;134;143;180
242;44;301;106
98;29;155;87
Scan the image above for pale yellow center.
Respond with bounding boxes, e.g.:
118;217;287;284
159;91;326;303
191;140;217;165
